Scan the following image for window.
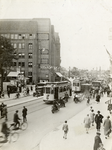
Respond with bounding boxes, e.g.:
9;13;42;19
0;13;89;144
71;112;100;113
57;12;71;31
28;72;32;76
22;53;25;58
29;34;33;39
22;43;25;49
15;34;18;39
29;53;33;58
19;34;22;39
28;43;33;49
11;34;14;39
28;62;32;67
13;62;17;66
18;62;21;67
14;43;17;48
41;58;49;64
18;43;22;48
18;53;22;58
21;62;25;67
46;87;50;94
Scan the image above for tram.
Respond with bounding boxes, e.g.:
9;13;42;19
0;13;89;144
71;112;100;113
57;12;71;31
43;81;72;103
72;79;81;92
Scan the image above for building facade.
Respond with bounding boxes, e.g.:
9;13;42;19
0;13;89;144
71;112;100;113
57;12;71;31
0;18;61;84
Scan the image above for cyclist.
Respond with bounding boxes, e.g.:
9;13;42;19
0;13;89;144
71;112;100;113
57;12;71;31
13;110;21;128
53;100;59;110
1;119;10;140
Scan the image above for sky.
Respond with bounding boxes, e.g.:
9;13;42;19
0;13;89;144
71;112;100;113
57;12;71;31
0;0;112;70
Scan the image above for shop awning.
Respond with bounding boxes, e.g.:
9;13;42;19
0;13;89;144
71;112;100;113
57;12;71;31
55;72;63;77
7;72;19;77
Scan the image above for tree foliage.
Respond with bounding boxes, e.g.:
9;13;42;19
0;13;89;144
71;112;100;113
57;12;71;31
0;36;17;68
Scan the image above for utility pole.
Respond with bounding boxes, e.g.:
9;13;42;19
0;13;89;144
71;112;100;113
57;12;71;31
69;66;70;78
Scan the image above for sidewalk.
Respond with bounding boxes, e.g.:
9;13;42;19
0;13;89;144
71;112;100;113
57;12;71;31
0;90;34;103
39;95;112;150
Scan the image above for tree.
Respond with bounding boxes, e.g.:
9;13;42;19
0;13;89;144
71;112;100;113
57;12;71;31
0;36;17;91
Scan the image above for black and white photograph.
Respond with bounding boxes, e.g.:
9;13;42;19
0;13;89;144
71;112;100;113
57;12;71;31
0;0;112;150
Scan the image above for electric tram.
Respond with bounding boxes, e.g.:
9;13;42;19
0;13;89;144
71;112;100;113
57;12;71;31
72;79;81;92
43;81;72;103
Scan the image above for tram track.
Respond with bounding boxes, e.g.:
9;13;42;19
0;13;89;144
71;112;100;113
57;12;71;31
6;97;51;121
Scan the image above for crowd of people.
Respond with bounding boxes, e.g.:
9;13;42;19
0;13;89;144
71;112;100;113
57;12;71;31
0;85;34;100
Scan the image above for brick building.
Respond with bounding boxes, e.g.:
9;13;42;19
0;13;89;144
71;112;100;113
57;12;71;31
0;18;61;83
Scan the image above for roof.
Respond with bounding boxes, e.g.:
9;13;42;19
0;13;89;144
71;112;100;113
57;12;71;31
55;72;63;77
7;72;19;77
0;19;38;33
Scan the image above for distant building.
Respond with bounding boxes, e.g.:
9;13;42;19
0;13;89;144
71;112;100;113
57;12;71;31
0;18;61;83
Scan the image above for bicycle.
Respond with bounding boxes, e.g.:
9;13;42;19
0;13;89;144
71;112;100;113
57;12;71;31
10;119;28;131
0;128;19;147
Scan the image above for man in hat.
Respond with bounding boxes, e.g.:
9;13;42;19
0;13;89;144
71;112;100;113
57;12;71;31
95;111;104;131
13;110;21;128
93;132;102;150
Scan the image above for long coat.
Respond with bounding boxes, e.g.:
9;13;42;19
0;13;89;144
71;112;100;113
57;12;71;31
93;135;102;150
103;118;111;136
84;116;91;128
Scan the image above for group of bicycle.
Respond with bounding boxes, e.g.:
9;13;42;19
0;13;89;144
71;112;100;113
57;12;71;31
0;105;28;145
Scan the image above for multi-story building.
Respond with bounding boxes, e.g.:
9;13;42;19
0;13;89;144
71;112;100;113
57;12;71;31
0;18;61;84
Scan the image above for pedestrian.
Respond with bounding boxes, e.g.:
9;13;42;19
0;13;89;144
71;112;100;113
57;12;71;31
13;110;21;128
0;102;5;118
86;96;90;105
96;93;101;103
90;109;95;126
83;114;91;133
30;86;33;91
26;87;30;96
95;111;104;131
93;132;102;150
7;87;10;98
103;116;111;139
1;91;5;98
22;106;28;122
2;105;8;120
62;120;69;139
64;92;69;102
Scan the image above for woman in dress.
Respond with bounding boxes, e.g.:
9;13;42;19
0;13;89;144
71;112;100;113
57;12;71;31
84;114;91;133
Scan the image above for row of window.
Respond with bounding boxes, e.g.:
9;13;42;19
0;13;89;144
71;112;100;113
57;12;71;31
45;86;69;94
13;62;32;67
12;43;49;51
1;34;35;39
14;53;33;58
13;59;49;67
12;43;33;49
